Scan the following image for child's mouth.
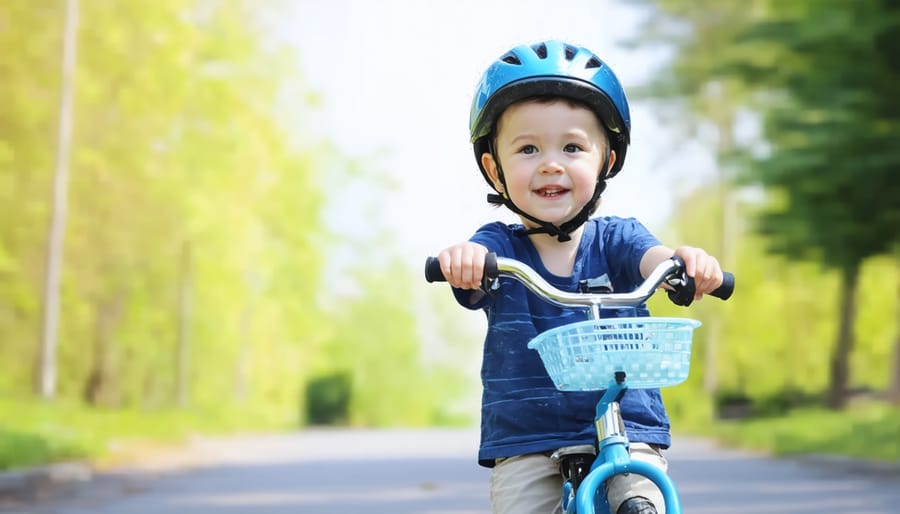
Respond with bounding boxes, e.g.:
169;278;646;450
535;186;569;198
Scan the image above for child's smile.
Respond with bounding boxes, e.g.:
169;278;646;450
534;185;570;198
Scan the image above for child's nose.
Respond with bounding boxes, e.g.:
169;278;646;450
539;155;565;174
541;160;565;175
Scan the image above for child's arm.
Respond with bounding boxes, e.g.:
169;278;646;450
640;245;724;301
436;241;490;290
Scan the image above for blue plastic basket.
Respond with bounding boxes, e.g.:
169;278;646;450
527;317;701;391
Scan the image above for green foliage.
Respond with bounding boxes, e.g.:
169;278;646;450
654;186;898;424
310;260;473;427
0;1;326;417
639;0;900;409
304;372;352;425
637;0;900;267
0;394;291;470
737;3;900;270
711;402;900;461
0;429;86;471
0;2;478;456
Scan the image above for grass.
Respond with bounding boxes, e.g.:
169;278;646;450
0;395;294;470
690;401;900;462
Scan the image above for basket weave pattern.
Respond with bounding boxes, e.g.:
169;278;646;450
527;318;701;391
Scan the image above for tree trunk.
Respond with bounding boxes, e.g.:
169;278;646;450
36;0;79;399
826;264;860;409
83;295;123;407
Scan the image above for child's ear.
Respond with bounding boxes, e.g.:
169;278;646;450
481;153;505;193
606;150;617;175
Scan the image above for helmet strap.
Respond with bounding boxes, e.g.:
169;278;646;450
487;145;611;243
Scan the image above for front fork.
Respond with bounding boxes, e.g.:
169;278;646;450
563;373;682;514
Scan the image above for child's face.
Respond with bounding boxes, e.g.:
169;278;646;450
482;99;613;230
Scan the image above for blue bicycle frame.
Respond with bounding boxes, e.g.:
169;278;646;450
564;375;681;514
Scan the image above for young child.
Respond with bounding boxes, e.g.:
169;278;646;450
434;41;725;514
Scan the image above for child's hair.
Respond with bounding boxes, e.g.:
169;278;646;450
469;41;630;241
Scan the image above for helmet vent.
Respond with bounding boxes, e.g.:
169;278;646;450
585;56;602;69
531;43;548;59
501;53;521;65
564;45;577;61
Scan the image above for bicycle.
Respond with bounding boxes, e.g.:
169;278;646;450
425;253;734;514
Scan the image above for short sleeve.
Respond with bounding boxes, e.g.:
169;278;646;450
602;217;661;288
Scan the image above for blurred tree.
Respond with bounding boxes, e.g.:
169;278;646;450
0;2;68;393
726;0;900;408
892;260;900;404
654;184;897;419
0;0;328;416
37;0;78;400
629;0;765;399
640;0;900;408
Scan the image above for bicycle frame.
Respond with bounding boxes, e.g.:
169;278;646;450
515;258;693;513
425;253;733;514
564;376;682;514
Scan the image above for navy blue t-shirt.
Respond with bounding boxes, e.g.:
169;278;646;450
453;217;670;467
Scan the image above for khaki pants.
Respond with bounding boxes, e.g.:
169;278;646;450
490;443;668;514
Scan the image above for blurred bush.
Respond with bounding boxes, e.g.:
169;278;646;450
304;372;352;426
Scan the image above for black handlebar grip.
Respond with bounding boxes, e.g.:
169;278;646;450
424;253;500;287
484;252;499;281
668;268;736;306
710;272;735;300
424;256;445;283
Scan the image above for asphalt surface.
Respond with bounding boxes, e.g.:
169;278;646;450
1;429;898;513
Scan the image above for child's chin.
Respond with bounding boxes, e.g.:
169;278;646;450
522;214;578;230
536;209;577;223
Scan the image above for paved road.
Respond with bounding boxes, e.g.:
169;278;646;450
1;429;898;513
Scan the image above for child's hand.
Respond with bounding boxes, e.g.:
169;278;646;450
673;246;723;300
437;242;489;290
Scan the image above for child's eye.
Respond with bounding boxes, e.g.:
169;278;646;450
519;145;538;154
564;143;583;153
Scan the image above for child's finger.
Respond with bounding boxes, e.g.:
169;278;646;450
460;245;477;288
694;256;722;298
468;245;486;289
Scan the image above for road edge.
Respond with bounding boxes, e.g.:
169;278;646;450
0;461;92;499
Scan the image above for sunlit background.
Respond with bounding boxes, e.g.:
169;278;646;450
285;1;711;269
1;0;898;469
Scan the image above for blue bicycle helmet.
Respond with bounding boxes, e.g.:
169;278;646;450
470;41;631;241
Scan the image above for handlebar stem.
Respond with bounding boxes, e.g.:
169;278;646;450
595;379;628;449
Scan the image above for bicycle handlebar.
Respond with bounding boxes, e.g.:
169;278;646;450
424;253;734;312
